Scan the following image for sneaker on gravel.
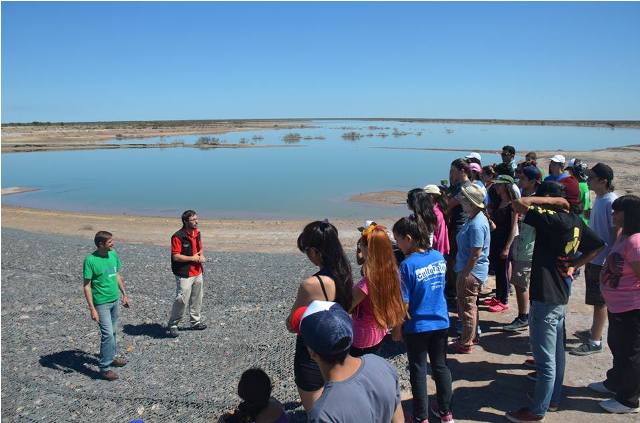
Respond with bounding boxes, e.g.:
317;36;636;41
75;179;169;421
570;342;603;356
588;381;616;395
526;371;537;382
100;370;119;381
599;399;640;414
488;302;509;313
573;329;591;341
523;358;536;369
168;326;179;338
504;317;529;332
111;357;128;367
430;399;454;422
191;322;208;330
505;407;544;422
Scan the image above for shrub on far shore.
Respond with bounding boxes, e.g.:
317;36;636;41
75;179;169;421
195;136;222;146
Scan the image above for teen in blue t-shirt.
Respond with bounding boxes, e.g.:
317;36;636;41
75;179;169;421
392;215;453;423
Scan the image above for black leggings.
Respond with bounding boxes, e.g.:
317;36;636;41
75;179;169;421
491;252;509;304
405;329;452;420
606;309;640;408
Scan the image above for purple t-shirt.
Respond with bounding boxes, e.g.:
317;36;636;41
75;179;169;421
352;277;388;348
601;233;640;313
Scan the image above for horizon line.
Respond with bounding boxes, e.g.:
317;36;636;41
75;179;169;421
3;117;640;126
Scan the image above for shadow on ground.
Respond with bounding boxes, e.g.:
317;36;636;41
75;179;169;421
39;349;102;380
123;323;172;339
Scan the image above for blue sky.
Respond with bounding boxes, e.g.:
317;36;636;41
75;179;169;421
2;1;639;122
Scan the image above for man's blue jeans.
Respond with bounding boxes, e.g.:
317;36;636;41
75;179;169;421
529;301;566;416
95;300;119;371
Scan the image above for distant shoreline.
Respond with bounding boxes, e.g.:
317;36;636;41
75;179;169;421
3;117;638;153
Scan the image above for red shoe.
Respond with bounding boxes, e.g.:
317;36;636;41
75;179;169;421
482;297;499;306
488;302;509;313
505;407;544;422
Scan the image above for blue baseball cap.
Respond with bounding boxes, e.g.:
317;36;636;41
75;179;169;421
300;301;353;356
522;165;541;182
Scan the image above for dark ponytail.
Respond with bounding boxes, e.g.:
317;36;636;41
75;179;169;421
297;221;353;310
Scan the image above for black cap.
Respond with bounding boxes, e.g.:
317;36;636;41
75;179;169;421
590;163;614;182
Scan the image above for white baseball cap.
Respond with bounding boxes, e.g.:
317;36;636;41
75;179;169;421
423;184;441;195
465;152;482;161
549;154;566;164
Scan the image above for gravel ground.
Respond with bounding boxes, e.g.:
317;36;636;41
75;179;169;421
2;229;636;422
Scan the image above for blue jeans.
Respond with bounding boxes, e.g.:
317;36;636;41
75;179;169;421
95;300;119;371
528;301;566;416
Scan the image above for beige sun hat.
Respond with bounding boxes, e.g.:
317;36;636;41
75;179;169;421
457;183;486;209
423;184;441;195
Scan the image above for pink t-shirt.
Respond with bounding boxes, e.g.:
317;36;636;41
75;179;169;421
601;233;640;313
351;277;388;348
432;204;450;255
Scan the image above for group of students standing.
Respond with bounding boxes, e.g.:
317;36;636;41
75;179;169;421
225;146;639;423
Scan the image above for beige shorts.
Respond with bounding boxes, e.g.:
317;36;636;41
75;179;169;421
511;260;531;290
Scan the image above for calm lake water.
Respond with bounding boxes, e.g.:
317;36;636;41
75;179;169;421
2;120;638;219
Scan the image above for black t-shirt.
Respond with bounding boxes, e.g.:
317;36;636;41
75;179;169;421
449;181;470;234
524;205;604;305
491;204;513;252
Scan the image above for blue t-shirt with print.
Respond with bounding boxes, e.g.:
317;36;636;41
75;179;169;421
399;249;449;334
454;211;491;282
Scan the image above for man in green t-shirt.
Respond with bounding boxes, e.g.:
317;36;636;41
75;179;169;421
83;231;130;381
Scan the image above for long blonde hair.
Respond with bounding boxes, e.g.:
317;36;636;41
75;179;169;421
361;226;408;328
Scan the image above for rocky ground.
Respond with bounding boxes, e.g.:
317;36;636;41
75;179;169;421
1;229;636;422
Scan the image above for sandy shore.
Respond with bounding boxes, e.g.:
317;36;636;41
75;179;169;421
0;206;398;254
1;187;39;196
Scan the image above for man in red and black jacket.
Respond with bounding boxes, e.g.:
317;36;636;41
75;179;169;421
167;210;207;337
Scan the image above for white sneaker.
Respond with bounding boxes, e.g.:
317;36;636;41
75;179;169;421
588;381;615;395
599;399;640;414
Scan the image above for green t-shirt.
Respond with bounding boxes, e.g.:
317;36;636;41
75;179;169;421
513;220;536;262
83;250;122;305
579;181;591;225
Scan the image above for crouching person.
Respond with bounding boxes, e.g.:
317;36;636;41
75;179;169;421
299;300;404;422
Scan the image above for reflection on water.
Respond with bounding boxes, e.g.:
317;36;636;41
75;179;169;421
2;120;638;219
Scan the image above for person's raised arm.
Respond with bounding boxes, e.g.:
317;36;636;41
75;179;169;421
512;197;569;215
